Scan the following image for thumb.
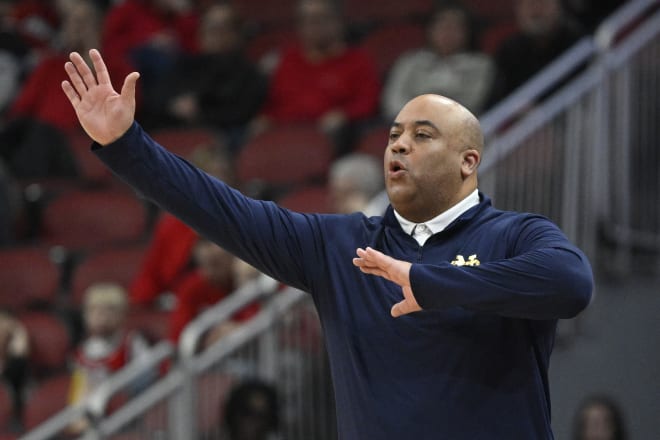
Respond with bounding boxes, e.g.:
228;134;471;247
120;71;140;101
391;299;411;318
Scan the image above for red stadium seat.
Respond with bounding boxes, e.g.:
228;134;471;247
19;311;72;377
343;0;433;25
150;127;219;159
0;385;12;431
70;245;147;305
197;371;234;435
67;130;114;185
0;247;60;310
360;23;426;78
278;185;333;214
237;124;334;188
355;126;390;160
23;373;72;430
41;189;147;251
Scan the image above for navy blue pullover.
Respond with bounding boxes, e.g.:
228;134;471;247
95;123;593;439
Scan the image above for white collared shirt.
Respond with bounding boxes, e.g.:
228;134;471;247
394;189;480;246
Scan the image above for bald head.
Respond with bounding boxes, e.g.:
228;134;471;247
402;94;483;155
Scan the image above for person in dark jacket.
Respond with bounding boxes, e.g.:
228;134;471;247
62;49;594;439
145;3;267;143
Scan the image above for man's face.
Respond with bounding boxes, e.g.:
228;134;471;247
384;96;470;222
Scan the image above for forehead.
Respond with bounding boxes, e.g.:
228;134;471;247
392;96;458;129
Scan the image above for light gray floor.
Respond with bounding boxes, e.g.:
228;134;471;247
550;275;660;440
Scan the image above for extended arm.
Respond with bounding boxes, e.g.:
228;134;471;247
62;50;320;291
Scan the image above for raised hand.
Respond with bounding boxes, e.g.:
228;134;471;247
352;247;422;317
61;49;140;145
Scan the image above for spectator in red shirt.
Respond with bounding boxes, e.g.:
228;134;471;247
169;238;260;343
253;0;380;153
0;0;132;177
129;141;235;307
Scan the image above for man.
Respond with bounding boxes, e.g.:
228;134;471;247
62;49;593;439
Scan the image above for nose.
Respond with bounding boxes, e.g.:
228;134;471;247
390;135;411;155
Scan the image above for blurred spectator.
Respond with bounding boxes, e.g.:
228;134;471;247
101;0;200;107
0;0;31;116
67;283;149;434
0;310;29;428
8;0;58;50
0;160;21;246
130;142;234;307
253;0;380;151
328;153;386;215
572;395;627;440
486;0;584;108
382;2;494;119
220;379;280;440
170;239;260;343
561;0;626;33
145;3;267;145
0;0;132;178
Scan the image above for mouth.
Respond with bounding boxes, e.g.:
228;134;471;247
388;160;407;177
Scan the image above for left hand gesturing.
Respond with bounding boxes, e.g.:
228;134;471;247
352;247;422;317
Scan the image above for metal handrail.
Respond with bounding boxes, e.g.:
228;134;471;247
85;340;173;418
178;274;279;359
595;0;658;49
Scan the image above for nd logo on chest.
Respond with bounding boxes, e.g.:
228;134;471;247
451;254;480;267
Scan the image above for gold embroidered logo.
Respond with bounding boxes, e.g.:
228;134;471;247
451;254;480;267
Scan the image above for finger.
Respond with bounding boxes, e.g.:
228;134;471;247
61;80;80;106
120;71;140;101
391;300;408;318
64;61;87;96
89;49;111;85
69;51;97;90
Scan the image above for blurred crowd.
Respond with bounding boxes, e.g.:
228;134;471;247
0;0;627;438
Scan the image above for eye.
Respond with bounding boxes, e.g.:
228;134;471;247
388;132;401;141
415;132;431;139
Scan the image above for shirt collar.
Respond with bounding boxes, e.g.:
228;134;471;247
394;188;480;236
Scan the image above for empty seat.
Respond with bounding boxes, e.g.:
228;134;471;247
360;23;426;78
70;245;147;305
464;0;515;24
0;385;12;431
0;247;60;310
23;373;72;430
19;311;72;377
278;185;332;214
41;189;147;251
150;127;219;159
237;124;334;189
231;0;297;28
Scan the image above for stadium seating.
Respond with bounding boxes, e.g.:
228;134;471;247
0;247;60;310
69;245;147;305
41;189;147;251
236;124;333;189
19;311;71;378
23;373;72;430
278;185;332;213
150;127;220;160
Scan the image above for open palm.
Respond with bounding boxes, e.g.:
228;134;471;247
61;49;140;145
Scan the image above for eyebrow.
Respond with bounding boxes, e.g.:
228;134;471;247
390;120;441;132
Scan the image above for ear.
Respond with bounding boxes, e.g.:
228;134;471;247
460;149;480;178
